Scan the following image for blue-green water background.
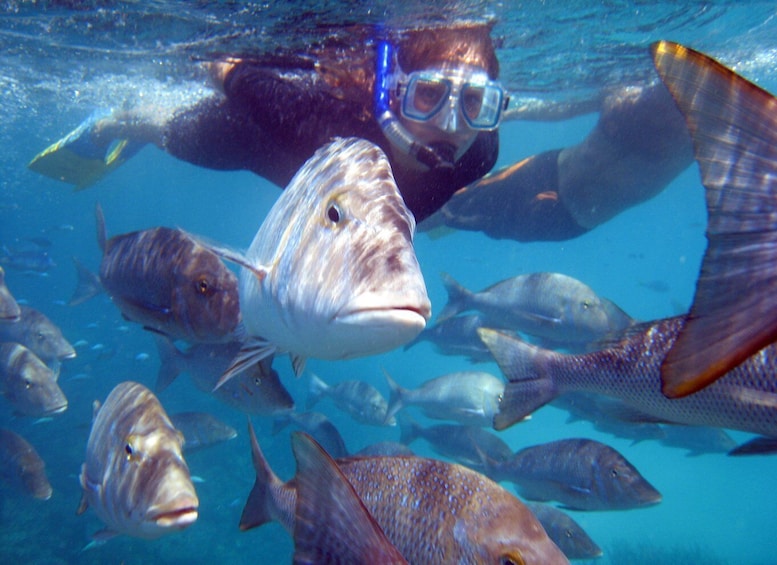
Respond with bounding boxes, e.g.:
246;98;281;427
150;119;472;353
1;2;776;563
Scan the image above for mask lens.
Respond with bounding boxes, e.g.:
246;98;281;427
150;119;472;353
403;76;450;120
462;83;503;129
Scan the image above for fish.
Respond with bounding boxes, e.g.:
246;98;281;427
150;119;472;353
0;305;76;367
525;503;602;561
169;411;237;451
70;204;241;343
438;272;634;349
552;392;666;444
479;320;777;454
77;381;199;539
384;369;504;427
398;414;512;470
0;243;56;273
483;438;661;511
659;425;737;457
154;336;294;416
240;423;568;564
271;411;349;459
0;342;68;417
403;312;494;362
0;266;21;322
0;427;52;500
307;372;394;427
221;137;431;383
651;41;777;397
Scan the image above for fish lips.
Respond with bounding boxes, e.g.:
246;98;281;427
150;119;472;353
147;498;199;530
335;293;431;329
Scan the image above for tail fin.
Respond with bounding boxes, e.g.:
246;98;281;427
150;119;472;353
239;421;287;531
477;328;559;430
153;334;183;393
383;368;407;425
306;373;329;410
68;257;103;306
436;272;474;322
397;413;422;446
291;432;407;564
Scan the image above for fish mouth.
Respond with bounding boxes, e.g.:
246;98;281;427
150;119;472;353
43;402;68;416
150;506;199;529
0;314;20;322
336;293;431;325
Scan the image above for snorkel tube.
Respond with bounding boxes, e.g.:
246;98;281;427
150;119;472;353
374;40;454;170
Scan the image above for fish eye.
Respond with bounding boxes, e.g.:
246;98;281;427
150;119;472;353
581;300;591;310
610;468;619;477
125;443;133;458
36;331;45;342
565;528;573;538
499;552;525;565
196;276;211;295
24;378;32;389
327;203;342;223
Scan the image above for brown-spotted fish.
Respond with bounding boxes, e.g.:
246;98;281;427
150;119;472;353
438;272;633;349
651;41;777;398
0;266;20;322
78;381;198;539
0;305;76;367
240;423;568;564
0;427;52;500
221;137;431;383
483;438;661;511
154;336;294;416
0;342;67;417
479;320;777;454
70;204;240;343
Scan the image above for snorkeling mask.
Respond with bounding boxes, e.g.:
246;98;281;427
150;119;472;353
374;41;456;170
399;68;505;131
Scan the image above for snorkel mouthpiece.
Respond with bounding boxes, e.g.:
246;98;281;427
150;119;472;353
374;40;454;171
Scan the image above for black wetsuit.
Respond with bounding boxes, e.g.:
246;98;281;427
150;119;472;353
161;59;498;223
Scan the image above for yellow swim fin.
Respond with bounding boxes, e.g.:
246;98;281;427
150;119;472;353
28;109;144;190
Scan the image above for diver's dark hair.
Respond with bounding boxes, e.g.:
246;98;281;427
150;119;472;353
396;22;499;79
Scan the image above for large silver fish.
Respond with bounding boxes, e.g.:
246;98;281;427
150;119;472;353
0;306;76;367
241;423;568;564
480;319;777;453
0;342;67;417
170;411;237;452
0;427;52;500
525;503;602;561
222;137;431;383
438;272;633;349
77;381;198;539
0;266;20;322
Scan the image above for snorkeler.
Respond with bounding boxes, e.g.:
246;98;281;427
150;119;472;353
29;22;693;239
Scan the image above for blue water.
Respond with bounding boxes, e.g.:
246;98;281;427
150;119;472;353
1;2;777;564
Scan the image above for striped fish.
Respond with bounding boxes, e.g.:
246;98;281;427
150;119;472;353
0;342;67;417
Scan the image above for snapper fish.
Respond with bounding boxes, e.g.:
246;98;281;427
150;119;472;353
0;266;21;322
438;272;633;350
0;342;67;417
480;319;777;454
218;137;431;385
77;381;198;539
69;204;240;343
0;427;53;500
240;423;568;564
0;305;76;368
